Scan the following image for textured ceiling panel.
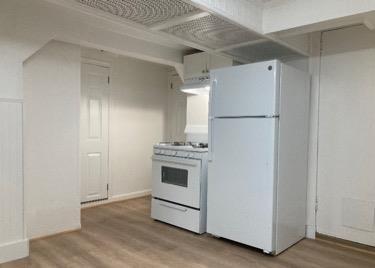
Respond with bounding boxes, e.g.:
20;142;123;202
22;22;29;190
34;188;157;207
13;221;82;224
162;15;262;49
76;0;199;26
226;41;299;62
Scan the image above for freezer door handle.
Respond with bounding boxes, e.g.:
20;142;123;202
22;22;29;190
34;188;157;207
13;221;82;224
209;79;217;118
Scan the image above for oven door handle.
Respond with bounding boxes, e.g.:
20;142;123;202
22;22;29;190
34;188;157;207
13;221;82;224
160;203;188;212
152;155;199;167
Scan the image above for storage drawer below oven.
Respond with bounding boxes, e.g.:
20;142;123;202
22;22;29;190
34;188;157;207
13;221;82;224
151;198;205;234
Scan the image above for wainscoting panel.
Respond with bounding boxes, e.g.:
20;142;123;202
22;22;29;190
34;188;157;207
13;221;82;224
0;100;28;263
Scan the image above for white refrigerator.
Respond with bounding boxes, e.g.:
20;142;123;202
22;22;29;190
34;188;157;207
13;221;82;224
207;60;310;255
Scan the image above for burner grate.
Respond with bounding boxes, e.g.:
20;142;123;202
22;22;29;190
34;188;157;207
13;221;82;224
158;142;208;148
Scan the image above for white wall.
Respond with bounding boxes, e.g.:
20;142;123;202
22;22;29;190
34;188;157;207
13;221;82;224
185;95;209;143
305;33;322;239
0;0;184;261
263;0;375;34
22;43;177;240
316;25;375;246
23;41;81;239
109;55;170;197
82;48;172;199
167;73;187;142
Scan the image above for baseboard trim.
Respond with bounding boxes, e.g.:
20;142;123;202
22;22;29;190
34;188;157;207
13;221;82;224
81;189;151;209
30;226;81;241
0;239;29;264
306;225;316;239
316;233;375;255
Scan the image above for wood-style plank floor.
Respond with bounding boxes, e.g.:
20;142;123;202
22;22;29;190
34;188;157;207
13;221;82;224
2;196;375;268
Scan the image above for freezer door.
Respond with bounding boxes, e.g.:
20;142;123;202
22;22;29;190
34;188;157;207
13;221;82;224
210;60;279;118
207;118;277;252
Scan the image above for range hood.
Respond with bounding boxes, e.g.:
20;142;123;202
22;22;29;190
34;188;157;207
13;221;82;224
180;76;210;95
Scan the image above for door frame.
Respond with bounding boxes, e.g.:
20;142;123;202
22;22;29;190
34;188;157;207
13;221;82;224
80;57;112;203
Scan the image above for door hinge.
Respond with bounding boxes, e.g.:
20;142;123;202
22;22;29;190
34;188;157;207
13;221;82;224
107;183;109;192
108;76;110;84
315;199;319;212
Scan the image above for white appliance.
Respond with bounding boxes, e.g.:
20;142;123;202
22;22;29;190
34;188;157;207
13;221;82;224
207;60;310;255
151;142;208;234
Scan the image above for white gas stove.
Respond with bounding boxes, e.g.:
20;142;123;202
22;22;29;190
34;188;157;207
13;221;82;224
151;142;208;234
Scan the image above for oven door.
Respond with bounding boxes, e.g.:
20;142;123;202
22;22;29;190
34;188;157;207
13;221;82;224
152;155;201;209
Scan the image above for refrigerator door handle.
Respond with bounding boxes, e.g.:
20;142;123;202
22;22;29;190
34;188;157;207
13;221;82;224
208;79;217;162
208;117;214;162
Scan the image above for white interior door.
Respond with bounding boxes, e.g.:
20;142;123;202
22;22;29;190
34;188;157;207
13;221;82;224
80;63;110;203
317;25;375;246
207;117;277;252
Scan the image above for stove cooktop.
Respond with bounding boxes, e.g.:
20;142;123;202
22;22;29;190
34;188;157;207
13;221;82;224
158;141;208;149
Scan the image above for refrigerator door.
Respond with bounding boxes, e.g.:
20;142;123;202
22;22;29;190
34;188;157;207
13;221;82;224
207;117;277;252
210;60;279;118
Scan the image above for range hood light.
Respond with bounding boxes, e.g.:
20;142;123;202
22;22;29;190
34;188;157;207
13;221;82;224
181;85;210;95
180;78;210;95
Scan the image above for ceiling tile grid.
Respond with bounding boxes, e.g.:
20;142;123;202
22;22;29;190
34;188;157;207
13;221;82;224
75;0;300;62
76;0;199;26
162;15;261;49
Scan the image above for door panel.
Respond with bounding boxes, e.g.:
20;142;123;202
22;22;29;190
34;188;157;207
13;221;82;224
207;118;277;252
210;60;279;117
81;63;109;203
88;98;102;138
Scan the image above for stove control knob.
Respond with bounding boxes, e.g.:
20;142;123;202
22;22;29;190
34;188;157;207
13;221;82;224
172;151;177;156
